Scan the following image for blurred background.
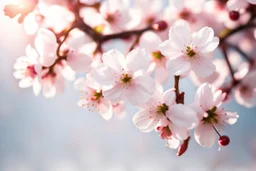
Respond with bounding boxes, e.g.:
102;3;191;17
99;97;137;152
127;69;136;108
0;1;256;171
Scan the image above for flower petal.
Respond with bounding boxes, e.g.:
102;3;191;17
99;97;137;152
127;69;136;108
169;124;189;140
166;56;191;76
102;49;126;71
126;48;149;73
194;123;216;148
124;75;156;105
166;104;197;129
191;57;216;78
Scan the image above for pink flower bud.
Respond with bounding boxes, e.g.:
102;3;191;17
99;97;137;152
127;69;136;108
152;21;168;31
218;135;230;146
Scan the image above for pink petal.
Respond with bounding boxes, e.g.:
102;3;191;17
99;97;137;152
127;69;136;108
133;109;154;132
200;37;219;54
163;89;176;107
167;136;180;149
102;49;126;71
192;27;214;48
103;84;124;103
158;40;183;58
124;75;156;105
166;104;197;129
98;98;113;120
169;20;191;49
126;48;149;73
194;83;214;111
169;124;189;140
194;123;216;148
166;56;191;76
35;29;57;66
191;57;216;78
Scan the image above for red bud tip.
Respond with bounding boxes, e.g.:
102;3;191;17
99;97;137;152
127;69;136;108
218;135;230;146
229;11;240;21
152;20;168;31
177;137;190;156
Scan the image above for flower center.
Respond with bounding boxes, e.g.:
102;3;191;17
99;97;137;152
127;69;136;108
186;46;197;57
202;106;219;124
156;103;169;115
152;51;164;60
92;90;103;101
25;65;37;78
120;73;132;84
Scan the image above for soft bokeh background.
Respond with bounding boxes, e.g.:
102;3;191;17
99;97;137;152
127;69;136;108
0;1;256;171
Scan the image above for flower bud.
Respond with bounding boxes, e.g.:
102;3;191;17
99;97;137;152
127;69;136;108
229;11;240;21
218;135;230;146
152;20;168;31
177;137;190;156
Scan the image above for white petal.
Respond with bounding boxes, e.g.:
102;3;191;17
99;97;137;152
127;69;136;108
103;84;124;103
191;57;216;78
93;64;115;85
166;56;191;76
194;123;216;148
192;27;214;48
158;40;183;58
98;98;113;120
133;109;153;132
67;52;92;72
194;83;214;111
126;48;149;73
200;37;219;54
35;28;57;66
169;20;191;48
125;75;156;105
102;49;126;71
74;78;88;91
19;78;33;88
166;104;197;129
223;112;239;125
169;124;189;140
163;89;176;107
139;31;162;52
167;136;180;149
33;78;41;96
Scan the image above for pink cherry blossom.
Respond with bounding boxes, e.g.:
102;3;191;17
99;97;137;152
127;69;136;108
99;0;139;31
234;70;256;108
74;73;113;120
192;83;239;148
159;20;219;78
139;31;169;83
133;89;197;140
35;28;57;67
190;59;229;88
13;45;41;96
93;48;156;105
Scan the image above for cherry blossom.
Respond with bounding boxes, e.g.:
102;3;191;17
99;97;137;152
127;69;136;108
159;20;219;78
74;73;113;120
133;89;197;140
192;83;239;148
234;70;256;108
93;48;156;105
13;45;41;96
139;31;169;83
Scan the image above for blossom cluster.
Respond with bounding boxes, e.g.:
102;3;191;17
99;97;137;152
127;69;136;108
4;0;256;155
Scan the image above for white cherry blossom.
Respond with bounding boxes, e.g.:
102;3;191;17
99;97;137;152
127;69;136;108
133;89;197;140
192;83;239;148
159;20;219;78
93;48;156;105
74;73;113;120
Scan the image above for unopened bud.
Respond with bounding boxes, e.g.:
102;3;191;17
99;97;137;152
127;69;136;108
152;20;168;31
218;135;230;146
177;137;190;156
